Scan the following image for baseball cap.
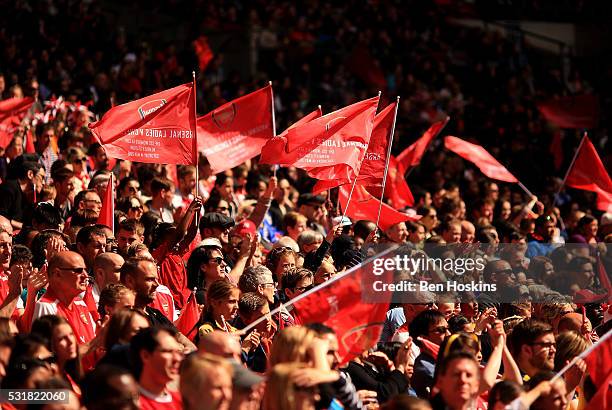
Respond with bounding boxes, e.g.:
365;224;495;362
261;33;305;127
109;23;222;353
229;359;264;390
332;215;352;227
232;219;257;237
200;212;235;230
198;237;223;249
298;193;325;208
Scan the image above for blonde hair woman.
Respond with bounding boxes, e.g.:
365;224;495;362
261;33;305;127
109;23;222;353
180;353;233;410
263;363;320;410
269;326;317;367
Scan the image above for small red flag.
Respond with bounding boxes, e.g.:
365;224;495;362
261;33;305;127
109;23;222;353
24;128;36;154
537;95;599;129
565;137;612;212
397;117;449;171
193;36;214;71
582;333;612;410
339;185;418;231
259;107;322;164
89;83;197;165
174;291;200;341
596;256;612;298
96;174;114;229
83;285;100;322
198;85;273;173
0;97;34;148
294;261;391;364
445;136;519;183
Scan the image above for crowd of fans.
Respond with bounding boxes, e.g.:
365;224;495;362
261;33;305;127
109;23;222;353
0;0;610;409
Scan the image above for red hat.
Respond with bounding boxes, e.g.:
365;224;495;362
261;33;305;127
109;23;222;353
233;219;257;237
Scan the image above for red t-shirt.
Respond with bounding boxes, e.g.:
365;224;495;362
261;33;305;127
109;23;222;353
33;291;96;345
139;388;182;410
149;285;177;322
0;272;24;321
152;243;189;309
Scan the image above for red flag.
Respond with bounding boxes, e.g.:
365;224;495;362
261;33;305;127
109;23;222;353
96;174;114;229
24;128;36;154
83;285;100;322
198;85;273;173
294;262;391;364
339;185;418;231
416;337;440;360
565;137;612;212
260;107;323;164
596;256;612;298
310;102;397;192
174;291;200;341
193;36;214;71
0;97;34;148
365;156;415;209
583;333;612;410
397;117;449;171
537;95;599;129
89;83;197;165
445;136;518;183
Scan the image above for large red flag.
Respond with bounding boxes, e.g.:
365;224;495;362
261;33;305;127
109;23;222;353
89;83;197;165
96;174;114;229
311;101;397;192
365;156;415;210
537;95;599;129
174;291;200;341
294;260;391;364
259;107;322;164
198;85;273;173
397;117;449;171
582;333;612;410
339;185;418;231
445;136;519;183
0;97;34;148
565;137;612;212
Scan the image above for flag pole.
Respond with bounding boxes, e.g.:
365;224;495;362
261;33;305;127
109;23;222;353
110;173;115;233
342;91;382;218
517;181;535;200
269;81;279;178
555;132;587;203
375;96;400;229
551;328;612;382
192;71;200;199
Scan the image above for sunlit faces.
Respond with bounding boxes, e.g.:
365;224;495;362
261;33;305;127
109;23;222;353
0;231;12;270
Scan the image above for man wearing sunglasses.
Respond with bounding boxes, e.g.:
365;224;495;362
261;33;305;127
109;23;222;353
477;259;521;311
32;251;96;345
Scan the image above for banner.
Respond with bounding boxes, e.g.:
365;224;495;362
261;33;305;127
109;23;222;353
445;136;518;183
0;97;34;148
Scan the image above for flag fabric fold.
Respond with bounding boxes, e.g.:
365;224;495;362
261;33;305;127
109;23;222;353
397;117;449;171
174;291;200;341
339;185;418;231
582;332;612;410
0;97;35;148
89;83;197;165
444;136;518;183
294;259;392;364
198;85;273;173
565;137;612;212
96;174;114;229
537;95;599;129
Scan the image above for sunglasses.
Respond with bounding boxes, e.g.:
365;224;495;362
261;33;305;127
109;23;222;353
57;267;87;274
209;257;225;265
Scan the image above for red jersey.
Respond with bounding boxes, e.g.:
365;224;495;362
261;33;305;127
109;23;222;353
33;291;96;345
0;272;23;321
139;388;182;410
149;285;178;322
151;243;189;309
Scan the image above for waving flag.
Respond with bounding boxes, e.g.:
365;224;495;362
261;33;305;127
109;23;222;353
397;117;449;171
537;95;599;129
89;83;197;165
174;290;200;341
445;136;518;183
198;85;273;173
565;136;612;212
0;97;34;148
96;174;114;229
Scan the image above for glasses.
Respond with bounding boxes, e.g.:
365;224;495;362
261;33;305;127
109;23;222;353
209;256;225;265
57;267;87;274
531;342;556;349
261;282;276;289
84;199;102;205
429;326;449;335
294;284;314;292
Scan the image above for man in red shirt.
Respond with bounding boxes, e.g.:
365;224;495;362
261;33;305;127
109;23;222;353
0;227;24;318
130;326;183;410
32;251;96;345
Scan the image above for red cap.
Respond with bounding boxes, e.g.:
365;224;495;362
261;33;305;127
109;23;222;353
233;219;257;237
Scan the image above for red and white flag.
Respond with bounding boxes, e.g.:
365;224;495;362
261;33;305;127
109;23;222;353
339;185;418;231
96;174;114;229
198;85;274;173
445;136;519;183
565;136;612;212
0;97;34;148
397;117;449;171
89;83;197;165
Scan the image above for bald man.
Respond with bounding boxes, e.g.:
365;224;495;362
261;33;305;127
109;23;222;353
461;220;475;243
33;251;96;344
92;253;124;303
198;330;241;361
0;216;12;236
